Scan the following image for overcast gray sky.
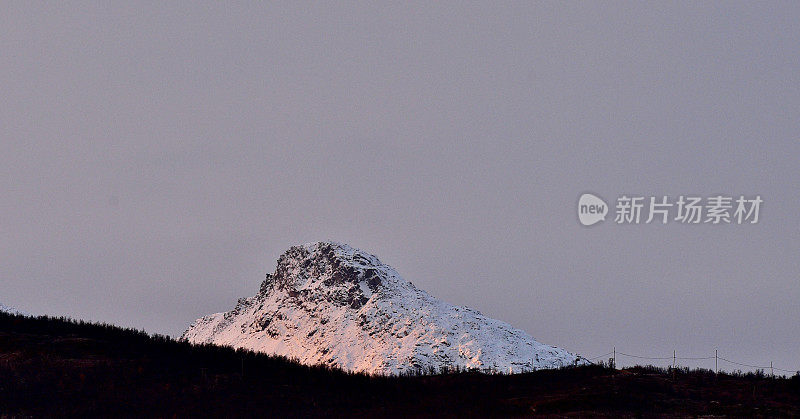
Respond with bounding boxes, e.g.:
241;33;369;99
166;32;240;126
2;2;798;372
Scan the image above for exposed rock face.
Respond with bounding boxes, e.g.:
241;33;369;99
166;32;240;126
182;242;586;375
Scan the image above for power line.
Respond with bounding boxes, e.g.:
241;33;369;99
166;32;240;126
718;357;770;370
587;352;613;360
616;352;672;360
595;348;798;376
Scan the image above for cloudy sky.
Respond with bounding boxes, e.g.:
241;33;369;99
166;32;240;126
2;2;798;371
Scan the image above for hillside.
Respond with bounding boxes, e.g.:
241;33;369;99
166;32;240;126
1;312;799;416
183;242;584;374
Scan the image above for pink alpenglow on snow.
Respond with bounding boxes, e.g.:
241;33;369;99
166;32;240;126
182;242;586;375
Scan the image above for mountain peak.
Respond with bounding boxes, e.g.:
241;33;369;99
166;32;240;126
260;242;400;309
184;242;585;375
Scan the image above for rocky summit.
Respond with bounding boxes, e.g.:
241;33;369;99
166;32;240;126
182;242;585;375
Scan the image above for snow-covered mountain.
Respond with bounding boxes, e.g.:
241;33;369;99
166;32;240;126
0;303;24;315
182;242;586;375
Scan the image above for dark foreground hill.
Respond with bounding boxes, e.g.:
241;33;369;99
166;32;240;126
1;312;798;417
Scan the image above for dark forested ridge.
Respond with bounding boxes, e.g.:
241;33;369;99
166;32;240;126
1;312;798;417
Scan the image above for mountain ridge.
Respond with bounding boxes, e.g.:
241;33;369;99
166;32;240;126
182;241;585;374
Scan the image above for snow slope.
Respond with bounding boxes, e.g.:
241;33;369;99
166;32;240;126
0;303;24;315
182;242;586;375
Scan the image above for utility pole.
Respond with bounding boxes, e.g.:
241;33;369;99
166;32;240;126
770;361;773;377
613;346;616;369
673;350;676;369
715;349;718;374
